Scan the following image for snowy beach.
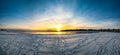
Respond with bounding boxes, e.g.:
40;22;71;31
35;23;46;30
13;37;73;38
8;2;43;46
0;31;120;55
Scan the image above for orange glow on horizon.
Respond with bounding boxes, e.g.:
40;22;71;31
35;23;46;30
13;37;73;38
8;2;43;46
28;24;78;30
20;23;101;30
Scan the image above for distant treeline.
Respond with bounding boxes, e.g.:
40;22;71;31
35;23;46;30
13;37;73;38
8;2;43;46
62;29;120;32
0;29;56;32
0;28;120;32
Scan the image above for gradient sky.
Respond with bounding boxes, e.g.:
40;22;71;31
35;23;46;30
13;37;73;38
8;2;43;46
0;0;120;30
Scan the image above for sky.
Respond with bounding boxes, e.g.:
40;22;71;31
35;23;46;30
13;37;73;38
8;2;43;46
0;0;120;30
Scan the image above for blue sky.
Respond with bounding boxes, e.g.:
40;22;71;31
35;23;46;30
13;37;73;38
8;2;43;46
0;0;120;29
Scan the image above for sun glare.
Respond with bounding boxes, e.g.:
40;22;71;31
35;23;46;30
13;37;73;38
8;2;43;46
55;25;63;31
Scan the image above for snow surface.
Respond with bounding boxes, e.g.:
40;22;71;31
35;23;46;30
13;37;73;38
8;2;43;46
0;31;120;55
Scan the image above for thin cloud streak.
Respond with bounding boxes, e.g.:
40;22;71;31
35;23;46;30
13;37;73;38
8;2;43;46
24;6;117;30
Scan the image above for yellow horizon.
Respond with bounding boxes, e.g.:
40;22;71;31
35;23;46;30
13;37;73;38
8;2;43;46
0;23;107;30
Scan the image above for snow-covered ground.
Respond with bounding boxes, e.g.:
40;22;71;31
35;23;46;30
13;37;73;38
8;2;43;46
0;31;120;55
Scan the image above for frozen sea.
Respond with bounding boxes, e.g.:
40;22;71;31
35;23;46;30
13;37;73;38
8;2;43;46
0;31;120;55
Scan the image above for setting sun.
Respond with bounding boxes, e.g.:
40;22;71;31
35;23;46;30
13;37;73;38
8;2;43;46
55;25;63;31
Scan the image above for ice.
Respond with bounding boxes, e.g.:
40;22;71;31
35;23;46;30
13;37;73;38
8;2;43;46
0;31;120;55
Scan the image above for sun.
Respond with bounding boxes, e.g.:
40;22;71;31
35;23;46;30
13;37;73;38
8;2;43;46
55;25;63;31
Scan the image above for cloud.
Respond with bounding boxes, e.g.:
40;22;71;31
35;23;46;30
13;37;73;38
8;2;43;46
27;6;74;29
1;5;118;30
23;5;118;29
